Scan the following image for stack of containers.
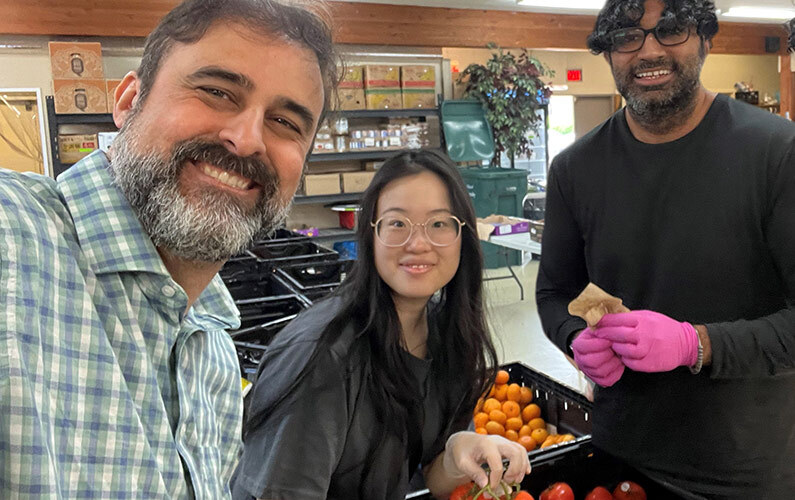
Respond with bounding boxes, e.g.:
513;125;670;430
364;65;402;109
400;65;437;109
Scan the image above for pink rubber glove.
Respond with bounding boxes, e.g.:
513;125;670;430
594;310;699;373
571;327;625;387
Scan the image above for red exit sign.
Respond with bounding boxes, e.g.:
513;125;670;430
567;69;583;82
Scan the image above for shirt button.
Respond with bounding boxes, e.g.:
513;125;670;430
161;285;176;297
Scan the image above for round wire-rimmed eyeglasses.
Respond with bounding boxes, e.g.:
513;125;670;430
371;214;466;247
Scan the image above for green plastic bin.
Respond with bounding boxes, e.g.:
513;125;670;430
459;168;528;269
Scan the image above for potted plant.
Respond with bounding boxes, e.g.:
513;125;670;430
458;43;553;167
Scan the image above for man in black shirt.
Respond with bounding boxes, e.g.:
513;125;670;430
536;1;795;498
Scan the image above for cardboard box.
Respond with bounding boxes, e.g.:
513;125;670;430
365;89;402;110
105;79;122;112
336;88;365;110
529;220;544;243
480;214;531;236
97;132;118;152
364;65;400;88
53;79;108;114
58;134;98;164
401;65;436;88
340;65;363;85
342;171;376;193
303;173;341;196
364;161;384;171
402;89;436;109
49;42;104;79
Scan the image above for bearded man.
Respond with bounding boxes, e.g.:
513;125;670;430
536;0;795;498
0;0;336;498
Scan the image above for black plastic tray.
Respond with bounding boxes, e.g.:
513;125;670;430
234;293;309;331
219;254;263;283
248;240;338;267
223;270;297;301
251;227;310;245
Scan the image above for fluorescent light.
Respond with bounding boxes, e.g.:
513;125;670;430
517;0;605;9
721;7;795;20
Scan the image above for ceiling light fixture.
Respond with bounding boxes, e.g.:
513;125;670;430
516;0;606;9
721;6;795;21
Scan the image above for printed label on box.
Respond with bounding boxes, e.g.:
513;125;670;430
53;79;107;114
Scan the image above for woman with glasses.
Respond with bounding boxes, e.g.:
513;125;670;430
232;150;530;500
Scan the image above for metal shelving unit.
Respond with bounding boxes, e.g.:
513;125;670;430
45;96;115;177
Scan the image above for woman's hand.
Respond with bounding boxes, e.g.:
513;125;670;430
442;431;531;491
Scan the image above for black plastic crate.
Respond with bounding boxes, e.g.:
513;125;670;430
235;294;308;331
520;440;696;499
501;362;592;458
274;259;353;302
406;441;695;500
223;270;296;301
251;227;310;245
219;254;263;284
249;240;338;267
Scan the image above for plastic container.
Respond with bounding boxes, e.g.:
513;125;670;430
275;259;353;303
333;240;358;260
222;270;296;301
234;293;309;331
459;168;527;269
248;240;338;268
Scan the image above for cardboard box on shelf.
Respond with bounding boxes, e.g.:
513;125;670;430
365;89;402;110
342;171;376;193
53;79;108;114
336;88;366;110
364;65;400;88
97;132;118;152
304;173;341;196
400;65;436;88
48;42;104;79
105;79;122;112
341;65;364;85
364;161;384;171
58;134;98;164
402;89;437;109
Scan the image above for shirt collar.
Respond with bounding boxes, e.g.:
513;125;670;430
58;151;240;330
58;150;170;276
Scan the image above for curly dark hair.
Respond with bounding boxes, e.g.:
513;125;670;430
587;0;719;55
788;18;795;52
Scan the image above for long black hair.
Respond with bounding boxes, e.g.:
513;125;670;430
587;0;719;55
246;149;497;483
333;149;498;449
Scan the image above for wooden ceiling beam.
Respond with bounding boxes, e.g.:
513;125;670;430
0;1;787;56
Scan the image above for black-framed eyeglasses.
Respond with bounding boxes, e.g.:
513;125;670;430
371;214;465;247
608;24;692;53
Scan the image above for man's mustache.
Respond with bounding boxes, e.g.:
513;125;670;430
170;140;279;189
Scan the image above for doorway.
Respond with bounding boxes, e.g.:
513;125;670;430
573;95;615;140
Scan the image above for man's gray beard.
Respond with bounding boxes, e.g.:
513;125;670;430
616;53;705;135
107;119;291;263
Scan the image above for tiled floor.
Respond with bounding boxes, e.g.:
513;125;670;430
483;258;590;396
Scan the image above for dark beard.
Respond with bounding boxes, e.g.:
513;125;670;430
614;52;705;135
107;113;291;262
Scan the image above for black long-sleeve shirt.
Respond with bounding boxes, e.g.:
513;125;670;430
536;94;795;499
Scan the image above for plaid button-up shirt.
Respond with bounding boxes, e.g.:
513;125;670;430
0;151;243;499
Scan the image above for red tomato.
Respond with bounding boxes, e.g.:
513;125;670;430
514;492;535;500
539;482;574;500
584;486;613;500
449;482;475;500
613;481;647;500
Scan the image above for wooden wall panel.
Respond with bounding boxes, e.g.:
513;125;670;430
0;1;787;56
781;55;795;119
